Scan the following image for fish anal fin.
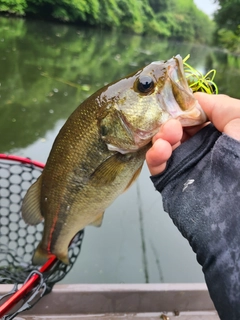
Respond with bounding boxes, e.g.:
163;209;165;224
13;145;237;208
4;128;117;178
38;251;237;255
124;165;143;192
89;212;105;227
21;176;44;225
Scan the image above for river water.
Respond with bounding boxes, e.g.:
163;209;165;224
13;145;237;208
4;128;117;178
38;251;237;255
0;17;240;284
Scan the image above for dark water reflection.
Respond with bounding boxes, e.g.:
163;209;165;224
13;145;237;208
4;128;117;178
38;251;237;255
0;17;240;284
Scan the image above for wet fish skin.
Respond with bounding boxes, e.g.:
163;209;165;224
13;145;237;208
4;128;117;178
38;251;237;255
21;55;206;265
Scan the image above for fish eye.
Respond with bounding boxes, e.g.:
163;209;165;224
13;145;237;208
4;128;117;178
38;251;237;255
137;75;154;94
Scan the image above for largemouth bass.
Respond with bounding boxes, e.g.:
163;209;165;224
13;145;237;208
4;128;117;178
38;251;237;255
22;54;206;265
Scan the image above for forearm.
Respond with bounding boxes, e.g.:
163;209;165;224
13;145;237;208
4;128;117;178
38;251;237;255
151;124;240;319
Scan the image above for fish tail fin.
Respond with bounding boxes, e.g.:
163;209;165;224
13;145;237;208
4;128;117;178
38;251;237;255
21;175;44;225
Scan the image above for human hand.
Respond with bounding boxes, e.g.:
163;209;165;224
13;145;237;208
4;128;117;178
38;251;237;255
147;93;240;318
146;93;240;175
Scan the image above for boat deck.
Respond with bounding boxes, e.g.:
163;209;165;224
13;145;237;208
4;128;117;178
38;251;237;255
20;313;219;319
0;283;220;319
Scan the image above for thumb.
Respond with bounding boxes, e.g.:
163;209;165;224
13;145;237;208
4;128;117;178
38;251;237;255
194;92;240;140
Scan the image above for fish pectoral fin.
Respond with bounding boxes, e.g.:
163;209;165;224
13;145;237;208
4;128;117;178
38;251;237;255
124;165;143;192
21;176;44;225
90;212;105;227
90;154;126;185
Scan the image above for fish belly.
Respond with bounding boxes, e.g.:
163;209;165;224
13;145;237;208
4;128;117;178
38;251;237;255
34;144;148;265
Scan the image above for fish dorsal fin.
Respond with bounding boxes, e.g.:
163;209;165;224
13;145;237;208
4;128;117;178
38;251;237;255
89;212;105;227
124;165;143;192
21;176;44;225
90;154;127;185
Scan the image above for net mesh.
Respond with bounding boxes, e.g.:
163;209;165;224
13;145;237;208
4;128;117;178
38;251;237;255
0;155;84;288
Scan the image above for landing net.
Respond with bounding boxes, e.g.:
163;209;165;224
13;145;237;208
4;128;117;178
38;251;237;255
0;154;84;319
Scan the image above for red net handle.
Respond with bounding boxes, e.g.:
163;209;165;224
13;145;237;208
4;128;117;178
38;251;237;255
0;256;58;317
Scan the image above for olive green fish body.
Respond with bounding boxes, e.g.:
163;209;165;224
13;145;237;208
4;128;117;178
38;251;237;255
22;55;207;265
40;147;147;264
22;90;148;265
37;97;112;264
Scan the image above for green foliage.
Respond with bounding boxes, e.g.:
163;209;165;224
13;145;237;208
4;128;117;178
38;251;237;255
0;0;213;44
214;0;240;33
97;0;122;27
214;0;240;53
0;0;27;14
24;0;100;22
217;28;240;54
154;0;214;43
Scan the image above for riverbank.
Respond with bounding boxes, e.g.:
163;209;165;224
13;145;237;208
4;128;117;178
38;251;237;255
0;0;214;44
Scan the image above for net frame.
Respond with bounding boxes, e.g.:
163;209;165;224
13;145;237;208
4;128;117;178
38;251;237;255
0;154;84;319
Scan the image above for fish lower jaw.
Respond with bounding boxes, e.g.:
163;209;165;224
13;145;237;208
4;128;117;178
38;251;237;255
163;97;207;126
175;102;207;126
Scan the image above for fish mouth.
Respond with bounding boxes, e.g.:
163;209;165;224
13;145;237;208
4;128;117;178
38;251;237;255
152;55;189;93
167;55;194;102
168;56;189;91
154;55;207;125
127;55;191;143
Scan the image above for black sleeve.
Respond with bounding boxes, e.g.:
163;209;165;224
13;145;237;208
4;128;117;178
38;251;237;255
150;124;240;320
